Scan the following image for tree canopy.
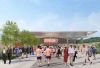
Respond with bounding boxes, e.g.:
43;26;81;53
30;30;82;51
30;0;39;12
1;20;41;47
19;30;41;46
1;21;19;46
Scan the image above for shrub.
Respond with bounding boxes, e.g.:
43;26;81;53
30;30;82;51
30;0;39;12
96;43;100;54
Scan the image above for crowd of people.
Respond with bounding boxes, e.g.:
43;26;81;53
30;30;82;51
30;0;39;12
35;44;97;67
2;46;35;64
1;44;97;67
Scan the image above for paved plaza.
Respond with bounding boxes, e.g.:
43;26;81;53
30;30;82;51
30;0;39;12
0;55;37;68
31;54;100;68
0;54;100;68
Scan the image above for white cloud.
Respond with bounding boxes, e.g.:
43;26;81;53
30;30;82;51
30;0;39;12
65;12;100;37
31;13;70;31
0;12;100;36
15;12;100;33
66;12;100;31
24;11;100;36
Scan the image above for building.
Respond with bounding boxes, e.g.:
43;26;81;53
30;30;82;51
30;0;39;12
32;31;96;45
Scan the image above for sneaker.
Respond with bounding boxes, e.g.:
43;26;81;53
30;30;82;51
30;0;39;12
83;63;86;65
47;64;50;66
90;62;92;64
70;63;73;66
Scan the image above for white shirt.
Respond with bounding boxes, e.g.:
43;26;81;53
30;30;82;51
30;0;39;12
68;47;75;54
82;47;88;54
3;49;6;54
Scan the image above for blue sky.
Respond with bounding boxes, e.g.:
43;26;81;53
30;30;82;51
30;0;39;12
0;0;100;37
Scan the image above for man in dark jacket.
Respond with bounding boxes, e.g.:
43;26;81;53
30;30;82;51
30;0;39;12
7;47;12;64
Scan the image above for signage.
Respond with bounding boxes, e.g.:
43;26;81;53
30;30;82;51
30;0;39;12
44;38;58;44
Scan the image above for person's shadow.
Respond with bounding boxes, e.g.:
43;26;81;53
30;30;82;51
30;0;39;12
31;62;70;68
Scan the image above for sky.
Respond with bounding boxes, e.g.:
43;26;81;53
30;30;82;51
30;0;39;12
0;0;100;37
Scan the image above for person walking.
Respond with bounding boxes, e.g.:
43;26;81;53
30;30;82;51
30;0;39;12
45;46;52;66
57;47;61;59
63;47;69;66
25;46;29;58
52;48;56;57
91;45;96;60
32;47;35;55
36;46;42;67
86;46;92;64
81;44;88;65
7;47;12;64
73;45;78;62
2;47;7;64
15;47;20;57
68;45;75;66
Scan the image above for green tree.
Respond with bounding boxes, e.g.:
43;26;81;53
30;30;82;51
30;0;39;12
19;30;41;46
1;21;19;46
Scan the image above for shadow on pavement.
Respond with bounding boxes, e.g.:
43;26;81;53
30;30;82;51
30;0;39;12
31;62;71;68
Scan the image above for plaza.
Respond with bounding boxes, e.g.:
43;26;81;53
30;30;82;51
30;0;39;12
0;54;100;68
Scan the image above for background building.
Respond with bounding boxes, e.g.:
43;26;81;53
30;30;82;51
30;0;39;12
32;31;96;45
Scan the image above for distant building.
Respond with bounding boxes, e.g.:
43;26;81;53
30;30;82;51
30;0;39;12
32;31;96;45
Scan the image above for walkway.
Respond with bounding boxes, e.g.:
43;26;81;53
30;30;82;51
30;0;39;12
0;55;37;68
0;54;100;68
31;54;100;68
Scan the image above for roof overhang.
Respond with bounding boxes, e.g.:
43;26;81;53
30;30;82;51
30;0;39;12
32;31;97;40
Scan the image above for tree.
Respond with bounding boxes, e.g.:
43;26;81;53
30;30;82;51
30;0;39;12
77;37;100;43
33;37;41;45
19;30;41;46
1;20;41;47
1;21;19;46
